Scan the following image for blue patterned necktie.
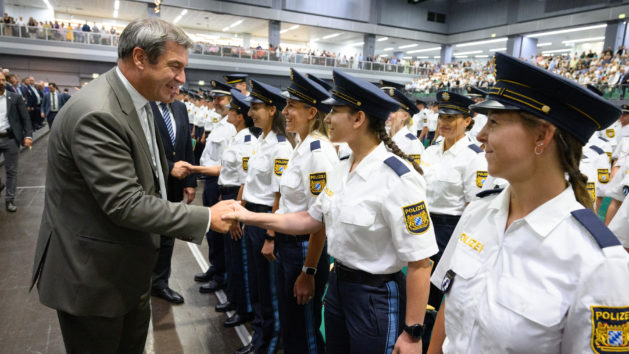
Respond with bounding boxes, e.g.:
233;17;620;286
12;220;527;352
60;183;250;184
160;103;176;147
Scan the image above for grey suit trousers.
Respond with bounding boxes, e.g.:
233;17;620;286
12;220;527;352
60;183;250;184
0;136;19;202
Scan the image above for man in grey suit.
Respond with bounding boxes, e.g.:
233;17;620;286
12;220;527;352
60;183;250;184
30;18;236;353
0;72;33;212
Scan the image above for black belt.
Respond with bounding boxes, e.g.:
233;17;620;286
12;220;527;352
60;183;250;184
245;202;272;213
276;232;310;243
334;262;399;287
430;213;461;225
0;131;9;138
219;185;240;196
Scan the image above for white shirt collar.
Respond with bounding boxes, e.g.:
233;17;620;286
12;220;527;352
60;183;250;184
115;66;149;113
393;126;412;141
294;134;316;157
350;142;388;181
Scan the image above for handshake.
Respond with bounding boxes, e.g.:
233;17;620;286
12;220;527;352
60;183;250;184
171;161;221;180
209;200;250;233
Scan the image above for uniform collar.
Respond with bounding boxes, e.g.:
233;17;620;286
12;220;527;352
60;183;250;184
438;134;471;155
260;130;277;144
115;66;149;114
350;142;387;181
234;127;250;140
489;185;579;238
294;134;315;157
392;126;411;141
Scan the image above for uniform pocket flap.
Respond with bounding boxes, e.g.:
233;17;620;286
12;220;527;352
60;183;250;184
450;250;482;279
339;205;376;227
496;275;566;327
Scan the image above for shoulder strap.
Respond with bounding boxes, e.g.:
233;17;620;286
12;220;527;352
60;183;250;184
310;140;321;151
476;188;503;198
384;156;410;177
589;145;604;155
405;133;418;141
571;209;621;249
244;135;251;142
468;144;483;153
276;135;286;142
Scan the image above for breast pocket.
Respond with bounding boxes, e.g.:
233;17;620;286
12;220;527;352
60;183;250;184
280;170;302;194
339;204;376;228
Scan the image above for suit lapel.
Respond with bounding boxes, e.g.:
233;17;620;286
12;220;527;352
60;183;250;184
105;69;158;177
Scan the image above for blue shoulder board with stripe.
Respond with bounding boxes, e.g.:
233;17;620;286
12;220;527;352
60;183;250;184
384;156;410;177
589;145;604;155
405;133;418;141
310;140;321;151
468;144;483;153
277;135;286;142
599;137;609;142
476;188;503;198
571;209;621;249
339;155;350;161
244;135;251;142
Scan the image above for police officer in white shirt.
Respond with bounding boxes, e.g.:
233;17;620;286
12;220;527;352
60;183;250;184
225;69;438;354
382;87;425;165
466;86;488;144
189;89;258;328
224;74;250;96
611;105;629;161
273;68;338;354
420;90;487;309
427;52;629;354
239;79;294;354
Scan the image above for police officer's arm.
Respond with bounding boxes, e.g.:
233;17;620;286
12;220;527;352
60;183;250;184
294;226;326;305
224;205;323;235
261;193;281;261
395;258;432;352
426;302;446;354
188;164;221;176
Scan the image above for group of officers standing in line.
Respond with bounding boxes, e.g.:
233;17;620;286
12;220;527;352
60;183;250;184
160;52;629;354
29;17;629;354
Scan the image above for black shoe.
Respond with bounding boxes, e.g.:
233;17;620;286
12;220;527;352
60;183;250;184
151;287;184;304
194;269;214;282
199;280;225;293
6;201;16;212
215;301;236;312
224;312;254;328
235;342;254;354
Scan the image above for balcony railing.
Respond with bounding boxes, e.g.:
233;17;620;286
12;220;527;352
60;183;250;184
0;23;431;77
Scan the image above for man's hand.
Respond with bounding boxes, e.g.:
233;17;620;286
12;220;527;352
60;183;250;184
171;160;191;179
294;272;315;305
230;223;244;240
209;200;239;233
183;187;195;204
40;112;45;118
23;138;32;148
261;239;275;261
393;331;422;354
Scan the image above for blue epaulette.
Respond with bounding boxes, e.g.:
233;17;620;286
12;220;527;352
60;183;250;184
476;188;503;198
244;135;251;142
277;135;287;142
571;209;621;249
310;140;321;151
599;137;609;142
468;144;483;153
384;156;410;177
589;145;604;155
339;155;350;161
405;133;418;141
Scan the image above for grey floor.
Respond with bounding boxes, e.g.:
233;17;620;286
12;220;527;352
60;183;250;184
0;131;246;353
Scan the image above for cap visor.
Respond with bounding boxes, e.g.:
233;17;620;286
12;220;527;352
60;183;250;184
245;96;264;103
438;107;467;115
322;97;345;106
469;99;520;115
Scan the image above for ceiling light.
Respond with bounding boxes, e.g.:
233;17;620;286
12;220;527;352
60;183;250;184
434;56;440;58
407;46;441;53
230;19;243;28
322;33;341;39
620;13;626;19
181;9;188;16
311;38;319;42
280;29;289;34
542;48;572;54
475;55;489;58
289;25;299;30
113;10;118;18
527;24;607;38
399;43;418;49
383;47;394;51
489;47;506;52
42;0;53;11
417;56;429;58
174;9;187;24
114;0;120;10
222;26;230;32
348;42;364;46
490;33;496;38
453;50;482;55
455;38;507;47
562;36;605;44
377;37;389;42
454;55;468;58
537;42;552;47
403;56;412;59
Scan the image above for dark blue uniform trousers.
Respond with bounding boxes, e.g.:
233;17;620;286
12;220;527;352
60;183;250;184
325;270;406;354
245;219;280;353
202;176;225;285
221;190;253;316
274;236;329;354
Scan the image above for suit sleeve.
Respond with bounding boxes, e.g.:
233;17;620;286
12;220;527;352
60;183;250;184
41;94;49;116
181;105;197;188
70;111;209;242
16;93;33;140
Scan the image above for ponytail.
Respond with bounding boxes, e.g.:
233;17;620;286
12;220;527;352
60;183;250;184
370;115;424;175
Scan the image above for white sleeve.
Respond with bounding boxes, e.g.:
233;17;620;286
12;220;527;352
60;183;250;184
463;152;488;202
271;143;293;193
608;196;629;248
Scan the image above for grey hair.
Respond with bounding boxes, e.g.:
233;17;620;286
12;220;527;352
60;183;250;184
118;18;192;64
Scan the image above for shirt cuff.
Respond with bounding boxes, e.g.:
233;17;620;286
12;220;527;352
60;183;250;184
25;136;33;139
205;208;212;233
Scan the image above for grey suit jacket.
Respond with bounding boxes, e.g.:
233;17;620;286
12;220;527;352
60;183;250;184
31;68;209;317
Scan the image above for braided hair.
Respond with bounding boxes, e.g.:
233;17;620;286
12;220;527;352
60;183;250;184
368;113;423;175
520;112;592;210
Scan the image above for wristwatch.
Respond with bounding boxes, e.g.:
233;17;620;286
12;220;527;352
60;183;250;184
403;323;424;340
301;266;317;276
264;233;275;241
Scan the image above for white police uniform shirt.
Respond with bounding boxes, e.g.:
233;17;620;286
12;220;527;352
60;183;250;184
579;155;598;201
426;110;438;132
582;143;611;198
479;175;508;191
204;109;221;133
392;126;424;165
469;113;487;143
218;127;256;188
411;111;423;136
277;134;339;214
336;142;352;161
199;116;236;167
600;121;621;151
431;186;629;354
609;194;629;248
242;130;293;206
308;142;439;274
420;136;488;215
612;125;629;160
602;155;629;202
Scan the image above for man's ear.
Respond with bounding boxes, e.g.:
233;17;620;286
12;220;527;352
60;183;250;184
132;47;147;70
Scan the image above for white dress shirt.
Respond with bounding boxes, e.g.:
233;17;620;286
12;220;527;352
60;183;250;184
200;116;236;167
218;128;257;187
0;90;9;133
308;142;438;274
432;186;629;354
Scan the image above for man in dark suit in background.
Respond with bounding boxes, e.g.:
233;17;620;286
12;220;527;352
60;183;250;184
23;76;42;129
0;72;32;212
41;83;69;128
149;98;196;304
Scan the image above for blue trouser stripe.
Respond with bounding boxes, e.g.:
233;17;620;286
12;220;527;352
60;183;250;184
385;281;400;354
241;230;252;312
268;261;280;354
